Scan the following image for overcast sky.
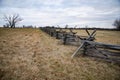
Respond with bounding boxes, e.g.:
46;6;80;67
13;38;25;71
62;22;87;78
0;0;120;28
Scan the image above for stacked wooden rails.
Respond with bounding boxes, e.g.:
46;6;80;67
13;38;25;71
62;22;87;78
40;27;95;44
40;27;120;65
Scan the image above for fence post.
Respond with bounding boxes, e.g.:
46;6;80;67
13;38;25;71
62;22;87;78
56;31;59;39
83;42;89;56
63;33;67;45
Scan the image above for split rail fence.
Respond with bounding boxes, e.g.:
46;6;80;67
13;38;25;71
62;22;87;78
40;27;120;65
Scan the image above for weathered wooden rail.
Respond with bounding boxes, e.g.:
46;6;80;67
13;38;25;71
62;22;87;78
40;27;120;64
40;27;96;44
72;40;120;64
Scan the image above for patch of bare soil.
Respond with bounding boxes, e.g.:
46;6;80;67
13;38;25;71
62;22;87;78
0;28;120;80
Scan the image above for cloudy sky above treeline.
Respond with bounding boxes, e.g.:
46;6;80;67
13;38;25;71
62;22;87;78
0;0;120;28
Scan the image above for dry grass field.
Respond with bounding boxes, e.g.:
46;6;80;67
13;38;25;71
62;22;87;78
0;28;120;80
75;29;120;45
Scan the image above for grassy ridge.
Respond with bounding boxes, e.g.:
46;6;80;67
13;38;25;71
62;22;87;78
0;28;120;80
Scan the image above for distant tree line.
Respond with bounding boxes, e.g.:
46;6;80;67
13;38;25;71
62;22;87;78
40;26;118;31
2;13;120;31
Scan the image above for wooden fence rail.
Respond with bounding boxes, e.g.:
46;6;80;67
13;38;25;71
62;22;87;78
72;40;120;64
40;27;120;64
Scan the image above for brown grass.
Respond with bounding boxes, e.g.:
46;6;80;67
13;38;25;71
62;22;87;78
74;29;120;45
0;28;120;80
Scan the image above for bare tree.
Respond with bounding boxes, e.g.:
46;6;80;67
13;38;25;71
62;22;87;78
113;18;120;30
3;14;23;28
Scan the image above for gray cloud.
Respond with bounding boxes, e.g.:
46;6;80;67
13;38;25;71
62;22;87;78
0;0;120;28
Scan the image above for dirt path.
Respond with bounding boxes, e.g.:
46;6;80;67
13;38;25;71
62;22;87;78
0;28;120;80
